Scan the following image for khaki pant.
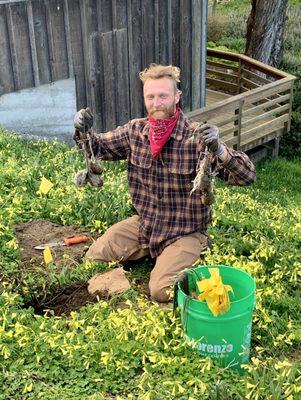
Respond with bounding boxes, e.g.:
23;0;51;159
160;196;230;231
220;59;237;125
85;215;208;302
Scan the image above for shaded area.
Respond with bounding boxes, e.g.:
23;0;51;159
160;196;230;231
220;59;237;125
25;280;99;316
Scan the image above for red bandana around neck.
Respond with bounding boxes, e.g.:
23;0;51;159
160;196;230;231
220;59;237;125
147;106;180;158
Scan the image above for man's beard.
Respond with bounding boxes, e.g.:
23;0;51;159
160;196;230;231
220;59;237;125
149;104;176;120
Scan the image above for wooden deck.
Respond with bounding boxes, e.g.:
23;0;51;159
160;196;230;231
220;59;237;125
188;49;296;156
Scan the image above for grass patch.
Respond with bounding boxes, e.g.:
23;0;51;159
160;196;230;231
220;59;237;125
0;129;300;399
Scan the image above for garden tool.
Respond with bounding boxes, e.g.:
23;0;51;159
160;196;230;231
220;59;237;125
34;235;89;250
73;108;104;188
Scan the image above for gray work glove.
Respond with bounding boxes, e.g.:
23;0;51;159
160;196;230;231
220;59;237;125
199;123;225;156
74;107;94;133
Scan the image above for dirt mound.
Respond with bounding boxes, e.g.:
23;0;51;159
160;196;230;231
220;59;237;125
14;220;95;269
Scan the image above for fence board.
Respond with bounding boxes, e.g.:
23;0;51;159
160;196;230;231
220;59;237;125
115;0;127;29
45;0;69;82
158;0;172;64
32;1;51;84
63;0;74;77
6;2;33;90
171;0;180;68
179;0;191;110
90;32;104;131
101;32;116;130
26;1;40;87
80;0;98;108
68;0;86;109
115;28;130;126
141;0;155;68
0;5;14;93
127;0;143;118
97;0;112;32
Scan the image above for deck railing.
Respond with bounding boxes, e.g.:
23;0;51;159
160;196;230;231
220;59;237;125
188;48;296;153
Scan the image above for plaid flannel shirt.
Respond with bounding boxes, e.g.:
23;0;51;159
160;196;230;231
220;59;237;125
90;110;256;257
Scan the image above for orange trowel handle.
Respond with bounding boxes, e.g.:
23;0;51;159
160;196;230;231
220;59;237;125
64;236;89;246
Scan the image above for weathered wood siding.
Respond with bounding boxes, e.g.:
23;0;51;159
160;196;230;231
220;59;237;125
0;0;208;131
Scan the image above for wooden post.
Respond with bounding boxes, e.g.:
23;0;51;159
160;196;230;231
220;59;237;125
234;100;243;150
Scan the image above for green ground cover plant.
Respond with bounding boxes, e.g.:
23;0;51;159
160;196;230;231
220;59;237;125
0;129;300;399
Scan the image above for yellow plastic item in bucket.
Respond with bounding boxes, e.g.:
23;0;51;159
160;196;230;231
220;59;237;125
196;268;234;316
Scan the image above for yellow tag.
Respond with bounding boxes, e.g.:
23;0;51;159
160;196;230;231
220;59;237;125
43;246;53;264
196;268;233;317
39;177;53;194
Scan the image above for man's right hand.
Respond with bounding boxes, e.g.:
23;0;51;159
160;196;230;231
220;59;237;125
74;107;94;133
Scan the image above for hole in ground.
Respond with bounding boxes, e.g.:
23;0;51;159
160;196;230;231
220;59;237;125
24;278;151;317
24;281;103;317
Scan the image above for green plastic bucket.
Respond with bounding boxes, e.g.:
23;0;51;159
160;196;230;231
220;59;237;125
177;265;256;372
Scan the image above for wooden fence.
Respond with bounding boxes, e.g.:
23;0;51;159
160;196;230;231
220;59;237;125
188;49;296;154
0;0;208;132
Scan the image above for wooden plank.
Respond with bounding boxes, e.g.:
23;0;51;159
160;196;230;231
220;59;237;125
208;48;294;79
240;56;289;80
141;0;155;68
242;94;290;117
236;114;289;145
6;2;34;90
241;77;260;90
207;48;240;62
0;5;14;93
154;0;159;63
89;32;104;131
215;114;239;127
241;104;290;129
115;0;127;29
220;125;239;137
191;0;201;110
207;60;239;72
206;77;238;93
26;1;40;87
127;0;143;118
115;28;131;126
240;128;285;152
241;68;272;85
97;0;112;31
101;31;116;130
287;81;294;132
67;0;86;109
63;0;74;77
171;0;180;69
206;68;238;82
31;0;51;84
188;77;293;122
45;0;68;82
79;0;98;108
179;0;191;110
158;0;172;64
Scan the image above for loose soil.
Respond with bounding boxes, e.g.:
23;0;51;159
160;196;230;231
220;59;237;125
14;219;95;269
25;278;150;317
15;220;153;316
25;281;99;316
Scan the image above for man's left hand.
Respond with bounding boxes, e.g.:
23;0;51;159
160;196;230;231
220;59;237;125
199;124;225;157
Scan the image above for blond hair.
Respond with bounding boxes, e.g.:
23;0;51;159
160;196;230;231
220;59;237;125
139;64;181;92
